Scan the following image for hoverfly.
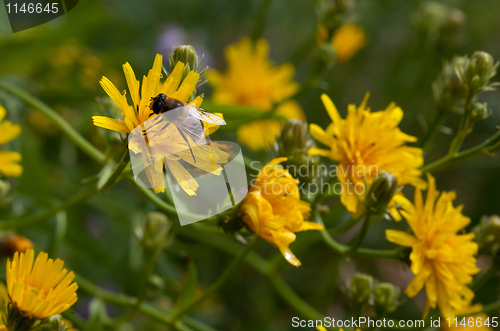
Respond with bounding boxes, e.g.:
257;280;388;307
147;93;226;163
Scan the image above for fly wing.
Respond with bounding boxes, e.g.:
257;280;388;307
170;110;212;152
184;103;226;125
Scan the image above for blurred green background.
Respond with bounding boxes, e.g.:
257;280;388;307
0;0;499;330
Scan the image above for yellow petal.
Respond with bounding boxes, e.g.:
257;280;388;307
92;116;130;133
122;62;140;109
385;230;417;247
320;94;342;124
0;151;23;177
170;71;200;102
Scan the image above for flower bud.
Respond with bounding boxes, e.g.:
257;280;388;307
0;179;11;203
135;212;171;252
0;233;33;256
169;45;207;78
364;171;398;215
460;51;499;94
274;119;323;183
412;2;465;41
346;272;374;306
469;102;492;123
432;56;468;113
372;282;401;316
473;215;500;257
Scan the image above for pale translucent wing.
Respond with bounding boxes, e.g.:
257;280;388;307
185;104;226;125
170;114;211;152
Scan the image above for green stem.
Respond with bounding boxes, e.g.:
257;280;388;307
250;0;274;41
178;226;325;321
421;129;500;174
0;80;106;165
98;149;130;193
347;212;372;254
127;178;178;216
329;215;362;237
471;264;497;292
267;272;324;321
314;210;400;259
418;109;445;149
447;93;474;157
0;186;98;229
169;236;259;322
475;300;500;316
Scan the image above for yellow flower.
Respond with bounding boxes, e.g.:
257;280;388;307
0;233;33;256
332;24;367;63
240;158;324;266
92;54;227;195
385;174;480;319
6;249;78;319
308;93;425;215
208;38;305;151
0;106;22;177
92;54;204;133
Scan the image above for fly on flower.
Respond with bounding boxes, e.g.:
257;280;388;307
147;93;226;163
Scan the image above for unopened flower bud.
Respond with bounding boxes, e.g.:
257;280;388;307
432;56;468;112
461;51;499;94
473;215;500;257
169;45;207;77
372;282;401;316
274;119;322;183
0;233;33;256
469;102;492;123
346;272;374;306
365;171;398;215
0;180;10;203
135;212;171;252
475;51;496;81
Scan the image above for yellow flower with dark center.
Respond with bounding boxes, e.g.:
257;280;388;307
386;174;480;319
6;249;78;319
240;158;324;267
92;54;227;195
208;38;306;151
308;93;426;215
0;106;22;177
332;24;367;63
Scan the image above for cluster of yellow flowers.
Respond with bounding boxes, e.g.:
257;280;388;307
88;38;482;321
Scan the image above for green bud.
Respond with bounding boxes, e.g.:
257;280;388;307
346;272;374;306
469;102;492;123
432;56;468;113
148;274;165;291
364;171;398;215
372;282;401;316
169;45;208;77
446;8;466;30
475;51;496;81
135;212;171;252
0;180;11;203
273;119;323;184
473;215;500;257
315;0;353;32
460;51;499;94
413;2;465;41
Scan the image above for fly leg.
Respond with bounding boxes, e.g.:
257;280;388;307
175;124;197;163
